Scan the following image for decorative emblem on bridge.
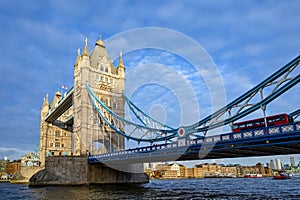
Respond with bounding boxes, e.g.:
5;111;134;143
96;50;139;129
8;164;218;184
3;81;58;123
177;127;186;137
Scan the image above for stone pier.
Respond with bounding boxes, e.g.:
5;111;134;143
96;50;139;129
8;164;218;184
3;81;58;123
29;156;149;186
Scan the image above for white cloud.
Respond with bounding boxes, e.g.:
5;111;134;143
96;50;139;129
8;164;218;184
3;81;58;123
0;147;33;161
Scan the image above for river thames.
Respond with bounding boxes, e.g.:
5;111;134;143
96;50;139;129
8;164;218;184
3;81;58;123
1;178;300;199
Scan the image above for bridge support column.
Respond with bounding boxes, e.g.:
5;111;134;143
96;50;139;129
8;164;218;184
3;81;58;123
29;156;148;186
89;163;148;184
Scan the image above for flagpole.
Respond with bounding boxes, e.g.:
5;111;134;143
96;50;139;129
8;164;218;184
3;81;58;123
60;85;63;98
61;84;68;97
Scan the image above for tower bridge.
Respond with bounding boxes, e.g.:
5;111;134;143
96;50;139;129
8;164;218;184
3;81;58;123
32;35;300;185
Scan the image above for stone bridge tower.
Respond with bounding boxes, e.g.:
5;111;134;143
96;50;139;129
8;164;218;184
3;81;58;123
39;92;72;166
73;37;125;156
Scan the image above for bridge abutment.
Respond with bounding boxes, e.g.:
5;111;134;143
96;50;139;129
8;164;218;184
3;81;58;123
29;156;148;186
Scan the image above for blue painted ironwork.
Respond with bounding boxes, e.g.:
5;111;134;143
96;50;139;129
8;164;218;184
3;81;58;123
86;56;300;147
86;82;178;143
123;93;174;130
185;55;300;136
83;55;300;161
290;108;300;120
89;122;300;164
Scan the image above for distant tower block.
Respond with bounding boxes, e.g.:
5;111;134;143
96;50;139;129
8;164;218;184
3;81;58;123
275;158;282;170
290;156;295;166
270;159;276;170
73;36;125;156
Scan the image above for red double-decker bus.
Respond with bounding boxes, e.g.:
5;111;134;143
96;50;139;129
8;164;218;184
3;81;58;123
232;113;294;133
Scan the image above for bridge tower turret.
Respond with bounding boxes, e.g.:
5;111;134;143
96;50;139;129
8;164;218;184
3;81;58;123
73;38;91;156
39;94;49;166
73;36;125;156
39;91;73;166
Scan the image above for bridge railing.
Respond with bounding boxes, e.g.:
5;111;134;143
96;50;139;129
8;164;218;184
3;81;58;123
89;121;300;161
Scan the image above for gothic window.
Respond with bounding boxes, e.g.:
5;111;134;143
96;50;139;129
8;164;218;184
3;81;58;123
100;65;104;71
55;131;60;137
112;102;117;109
105;67;108;73
104;99;108;106
55;142;60;148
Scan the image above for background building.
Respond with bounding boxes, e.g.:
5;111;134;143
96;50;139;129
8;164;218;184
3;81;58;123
156;163;186;178
290;156;296;166
275;158;282;170
5;160;21;176
0;159;8;178
270;160;276;170
21;153;40;167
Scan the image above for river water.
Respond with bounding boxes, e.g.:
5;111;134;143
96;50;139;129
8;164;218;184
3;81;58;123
1;178;300;199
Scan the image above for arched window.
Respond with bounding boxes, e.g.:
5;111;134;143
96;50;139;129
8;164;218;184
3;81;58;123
55;131;60;137
55;142;60;147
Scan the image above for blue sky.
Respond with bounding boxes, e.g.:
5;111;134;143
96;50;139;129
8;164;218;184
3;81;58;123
0;0;299;165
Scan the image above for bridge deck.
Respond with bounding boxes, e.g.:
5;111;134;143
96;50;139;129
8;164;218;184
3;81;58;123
89;122;300;165
45;88;73;123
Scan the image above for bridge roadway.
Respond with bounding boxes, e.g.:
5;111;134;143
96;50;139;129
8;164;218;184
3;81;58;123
89;122;300;165
45;87;73;128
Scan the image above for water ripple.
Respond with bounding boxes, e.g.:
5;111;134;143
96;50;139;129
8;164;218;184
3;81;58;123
1;177;300;200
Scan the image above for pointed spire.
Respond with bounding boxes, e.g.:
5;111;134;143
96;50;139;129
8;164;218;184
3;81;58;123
77;48;81;57
41;93;49;116
82;38;89;56
96;35;105;47
42;93;49;106
118;51;124;67
75;48;81;65
118;51;125;78
44;93;49;102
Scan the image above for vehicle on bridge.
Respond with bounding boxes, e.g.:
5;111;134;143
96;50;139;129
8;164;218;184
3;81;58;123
232;113;294;133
